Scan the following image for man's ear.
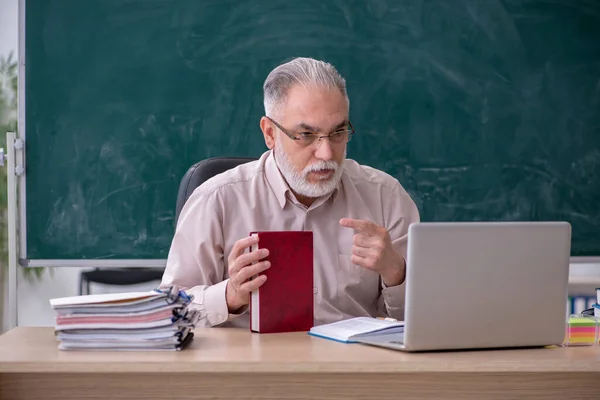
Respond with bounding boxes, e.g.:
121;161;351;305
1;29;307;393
260;116;276;149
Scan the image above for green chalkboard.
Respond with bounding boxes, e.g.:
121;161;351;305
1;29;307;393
24;0;600;261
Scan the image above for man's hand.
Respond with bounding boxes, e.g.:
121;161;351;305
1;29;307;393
339;218;405;287
225;235;271;312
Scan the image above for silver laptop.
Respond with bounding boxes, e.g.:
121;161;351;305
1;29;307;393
355;221;571;352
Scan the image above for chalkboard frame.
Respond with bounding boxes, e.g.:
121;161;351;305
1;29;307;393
16;0;600;267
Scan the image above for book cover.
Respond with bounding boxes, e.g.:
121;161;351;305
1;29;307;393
249;231;314;333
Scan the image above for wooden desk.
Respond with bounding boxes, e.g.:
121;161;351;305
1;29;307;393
1;327;599;399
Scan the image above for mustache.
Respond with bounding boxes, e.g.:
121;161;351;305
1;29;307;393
303;161;339;175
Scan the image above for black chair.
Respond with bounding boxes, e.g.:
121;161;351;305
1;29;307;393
79;267;166;296
79;156;257;295
175;156;257;223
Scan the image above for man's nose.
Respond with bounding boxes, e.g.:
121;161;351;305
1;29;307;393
314;137;334;161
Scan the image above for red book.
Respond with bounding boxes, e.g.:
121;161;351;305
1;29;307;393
249;231;314;333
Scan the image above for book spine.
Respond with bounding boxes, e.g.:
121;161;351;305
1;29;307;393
250;234;260;332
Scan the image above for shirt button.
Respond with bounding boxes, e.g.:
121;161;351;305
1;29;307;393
313;287;318;294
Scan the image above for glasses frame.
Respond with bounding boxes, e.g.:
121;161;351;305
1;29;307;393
266;116;354;146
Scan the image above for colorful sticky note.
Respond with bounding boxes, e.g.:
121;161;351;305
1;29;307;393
564;316;599;346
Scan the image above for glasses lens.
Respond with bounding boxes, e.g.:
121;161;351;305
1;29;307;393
330;131;349;143
300;135;317;147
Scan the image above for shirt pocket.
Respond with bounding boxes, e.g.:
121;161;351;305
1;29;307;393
336;253;380;305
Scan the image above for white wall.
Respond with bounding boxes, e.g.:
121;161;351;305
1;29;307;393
0;0;18;57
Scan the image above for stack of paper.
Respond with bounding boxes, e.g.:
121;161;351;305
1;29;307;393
49;287;198;351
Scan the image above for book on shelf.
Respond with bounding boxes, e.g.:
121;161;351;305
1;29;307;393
595;287;600;318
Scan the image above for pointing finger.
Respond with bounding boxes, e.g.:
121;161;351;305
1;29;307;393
340;218;378;235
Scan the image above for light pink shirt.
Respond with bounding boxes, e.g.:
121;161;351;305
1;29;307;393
160;150;420;328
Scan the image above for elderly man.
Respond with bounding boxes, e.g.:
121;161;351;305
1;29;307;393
160;57;420;328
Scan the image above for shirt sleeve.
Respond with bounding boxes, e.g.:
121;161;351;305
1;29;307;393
158;187;246;327
378;182;420;320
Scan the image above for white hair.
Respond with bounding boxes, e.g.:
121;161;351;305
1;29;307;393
263;57;349;118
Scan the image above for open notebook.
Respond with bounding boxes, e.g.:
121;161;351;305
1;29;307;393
308;317;404;343
49;287;198;351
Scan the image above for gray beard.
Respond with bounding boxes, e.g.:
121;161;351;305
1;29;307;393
273;133;345;198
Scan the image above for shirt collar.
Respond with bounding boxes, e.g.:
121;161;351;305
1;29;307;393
264;150;291;209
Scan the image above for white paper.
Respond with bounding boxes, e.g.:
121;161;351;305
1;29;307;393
309;317;404;343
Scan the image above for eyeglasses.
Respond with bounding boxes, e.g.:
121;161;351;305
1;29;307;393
266;116;354;147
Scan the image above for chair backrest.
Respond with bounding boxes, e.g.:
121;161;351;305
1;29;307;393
175;156;257;224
